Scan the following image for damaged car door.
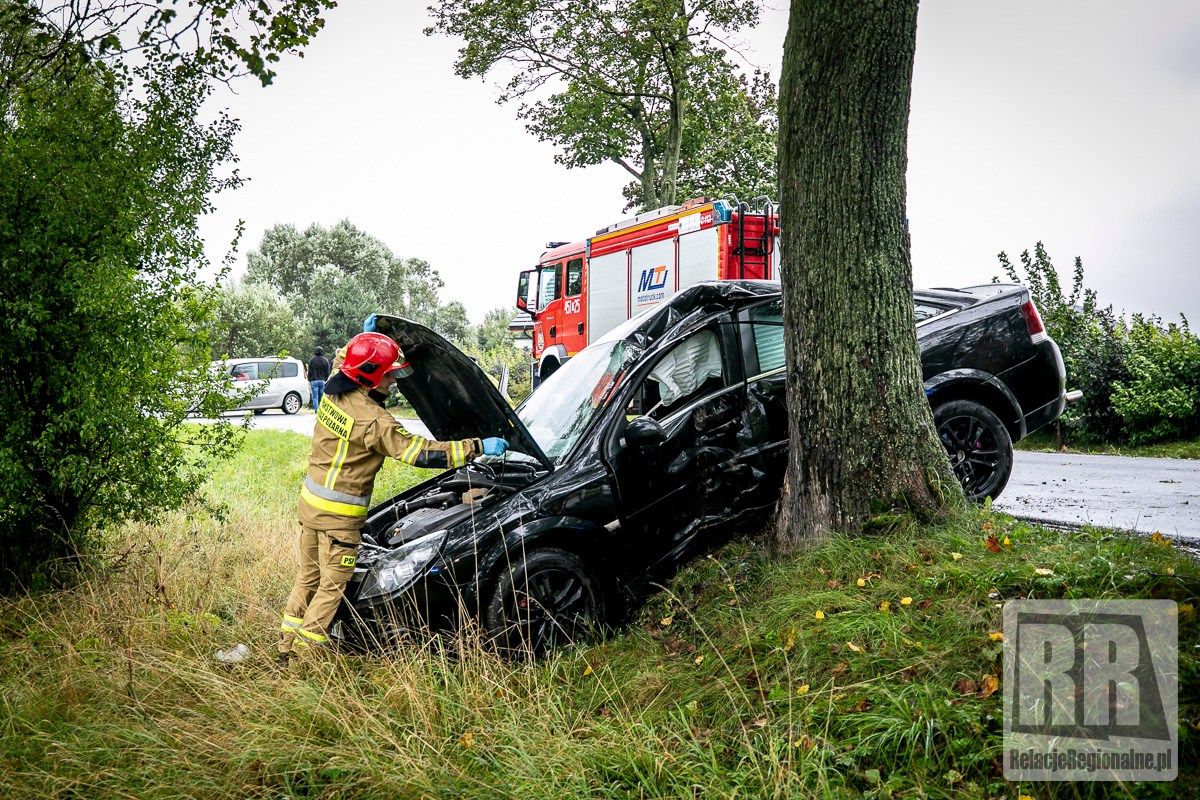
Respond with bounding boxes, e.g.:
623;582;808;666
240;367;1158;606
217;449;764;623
605;320;759;573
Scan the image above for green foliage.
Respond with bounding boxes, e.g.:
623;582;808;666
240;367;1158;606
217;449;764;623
208;280;308;359
428;0;773;212
0;38;241;589
238;220;468;357
1112;316;1200;444
998;243;1200;446
998;243;1131;443
8;1;334;90
461;306;534;404
666;68;779;210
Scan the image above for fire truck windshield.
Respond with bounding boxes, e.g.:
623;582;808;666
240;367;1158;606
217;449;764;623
517;340;639;462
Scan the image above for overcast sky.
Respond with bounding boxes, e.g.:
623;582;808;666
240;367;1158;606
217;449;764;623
198;1;1200;326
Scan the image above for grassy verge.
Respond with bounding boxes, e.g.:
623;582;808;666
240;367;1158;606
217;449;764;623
0;431;1196;798
1017;431;1200;460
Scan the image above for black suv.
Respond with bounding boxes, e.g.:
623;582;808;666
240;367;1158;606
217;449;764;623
333;281;1068;652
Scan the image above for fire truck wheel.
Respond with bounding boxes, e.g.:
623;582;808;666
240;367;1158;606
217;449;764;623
539;359;560;381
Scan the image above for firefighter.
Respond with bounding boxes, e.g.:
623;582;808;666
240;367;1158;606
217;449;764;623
277;331;508;660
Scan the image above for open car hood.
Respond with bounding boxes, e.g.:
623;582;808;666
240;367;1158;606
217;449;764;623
370;314;552;470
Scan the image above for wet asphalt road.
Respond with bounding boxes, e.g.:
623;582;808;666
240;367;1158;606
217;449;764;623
195;412;1198;540
996;451;1199;540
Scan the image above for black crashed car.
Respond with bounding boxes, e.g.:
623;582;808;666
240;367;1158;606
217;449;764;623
332;281;1069;652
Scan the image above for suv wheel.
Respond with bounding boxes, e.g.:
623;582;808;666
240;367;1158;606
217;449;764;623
282;392;302;415
484;547;604;656
934;399;1013;501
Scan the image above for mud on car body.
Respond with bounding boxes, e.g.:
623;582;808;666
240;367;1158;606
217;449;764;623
332;281;1069;653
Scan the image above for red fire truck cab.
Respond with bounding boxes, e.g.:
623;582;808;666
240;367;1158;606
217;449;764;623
516;198;779;382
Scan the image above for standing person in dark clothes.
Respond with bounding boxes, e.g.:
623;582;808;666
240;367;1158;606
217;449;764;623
307;346;331;412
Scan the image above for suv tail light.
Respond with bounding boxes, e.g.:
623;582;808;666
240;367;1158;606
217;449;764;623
1020;300;1049;343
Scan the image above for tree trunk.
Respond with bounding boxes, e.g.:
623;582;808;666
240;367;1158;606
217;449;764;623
637;124;660;209
774;0;959;551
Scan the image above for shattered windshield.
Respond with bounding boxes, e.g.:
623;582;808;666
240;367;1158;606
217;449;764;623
517;340;641;462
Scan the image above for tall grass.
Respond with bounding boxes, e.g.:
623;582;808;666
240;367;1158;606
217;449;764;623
0;431;1196;798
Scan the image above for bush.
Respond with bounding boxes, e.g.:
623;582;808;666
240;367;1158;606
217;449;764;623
1112;316;1200;444
0;45;239;590
997;243;1199;446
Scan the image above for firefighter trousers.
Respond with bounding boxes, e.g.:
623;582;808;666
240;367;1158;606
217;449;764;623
279;525;361;654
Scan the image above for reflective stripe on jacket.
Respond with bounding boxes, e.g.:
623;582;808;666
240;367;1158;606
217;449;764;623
298;387;481;530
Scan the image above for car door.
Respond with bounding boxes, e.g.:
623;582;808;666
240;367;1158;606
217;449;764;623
734;299;790;506
255;360;284;407
228;361;264;408
605;320;756;571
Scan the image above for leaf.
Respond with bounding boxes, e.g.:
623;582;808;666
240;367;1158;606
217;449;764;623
988;631;1005;642
846;641;863;653
814;610;825;621
900;596;913;606
980;674;1000;698
1151;531;1172;547
660;615;673;627
582;664;593;676
856;577;866;587
954;678;978;694
878;601;890;612
783;627;797;651
459;731;475;748
1034;567;1054;576
693;654;705;665
951;552;963;561
864;768;882;785
796;683;810;695
1002;535;1012;547
984;534;1002;553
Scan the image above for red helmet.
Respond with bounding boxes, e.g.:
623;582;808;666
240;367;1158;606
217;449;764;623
339;332;412;389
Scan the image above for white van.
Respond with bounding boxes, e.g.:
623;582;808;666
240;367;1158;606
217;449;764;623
216;357;311;415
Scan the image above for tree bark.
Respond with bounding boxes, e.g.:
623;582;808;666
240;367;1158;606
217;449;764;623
774;0;959;551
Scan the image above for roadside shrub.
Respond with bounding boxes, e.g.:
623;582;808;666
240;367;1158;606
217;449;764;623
0;39;239;591
997;243;1128;444
1112;316;1200;444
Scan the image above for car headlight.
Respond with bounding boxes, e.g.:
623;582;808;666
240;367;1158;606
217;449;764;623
357;531;444;601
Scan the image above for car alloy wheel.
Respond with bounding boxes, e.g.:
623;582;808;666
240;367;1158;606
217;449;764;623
282;392;302;415
485;548;604;656
933;399;1013;501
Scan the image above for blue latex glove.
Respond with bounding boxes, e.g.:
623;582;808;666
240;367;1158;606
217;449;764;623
362;314;378;332
482;437;508;457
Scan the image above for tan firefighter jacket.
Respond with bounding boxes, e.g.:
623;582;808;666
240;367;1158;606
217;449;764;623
299;386;481;530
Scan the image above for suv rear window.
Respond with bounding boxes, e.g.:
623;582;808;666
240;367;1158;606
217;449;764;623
914;301;950;322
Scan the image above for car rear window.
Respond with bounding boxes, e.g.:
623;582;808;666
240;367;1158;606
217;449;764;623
914;301;950;322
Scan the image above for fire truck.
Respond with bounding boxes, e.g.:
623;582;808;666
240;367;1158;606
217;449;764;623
516;198;780;382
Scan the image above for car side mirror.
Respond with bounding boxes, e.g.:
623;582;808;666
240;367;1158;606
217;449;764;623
624;416;665;449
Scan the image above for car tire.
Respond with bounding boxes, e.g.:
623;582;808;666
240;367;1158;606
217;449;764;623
934;399;1013;502
484;547;605;657
252;408;266;415
282;392;302;415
